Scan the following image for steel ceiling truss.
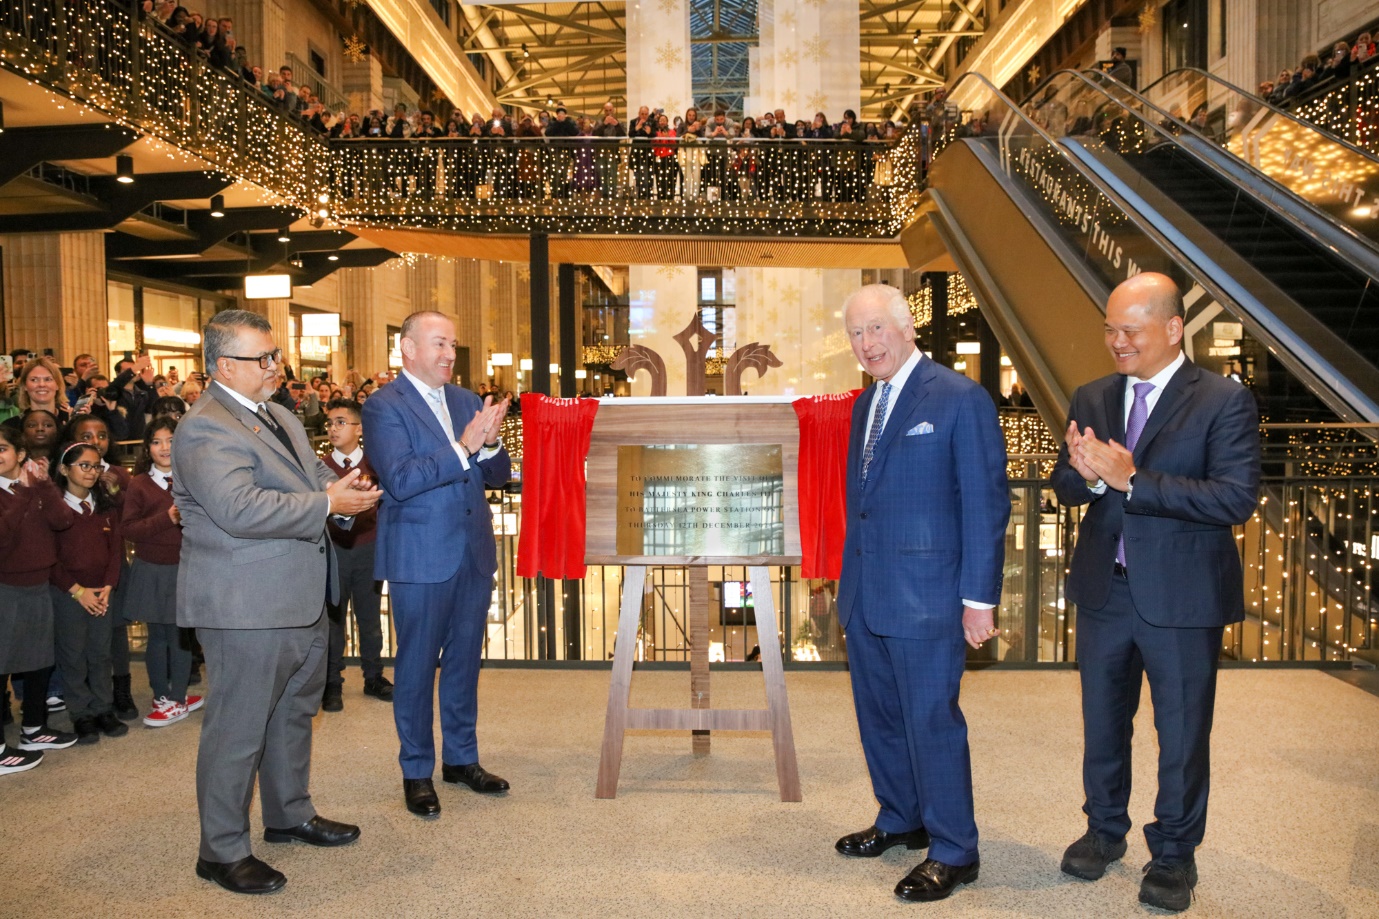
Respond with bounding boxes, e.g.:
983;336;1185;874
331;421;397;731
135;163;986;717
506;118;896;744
464;1;984;121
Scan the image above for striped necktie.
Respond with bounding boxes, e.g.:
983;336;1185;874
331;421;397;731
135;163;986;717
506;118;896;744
860;381;892;483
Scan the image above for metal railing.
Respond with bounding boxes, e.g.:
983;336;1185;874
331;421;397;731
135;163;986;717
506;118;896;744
329;134;922;237
308;423;1379;669
1286;65;1379;155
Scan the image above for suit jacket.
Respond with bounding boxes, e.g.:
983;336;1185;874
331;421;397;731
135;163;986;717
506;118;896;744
173;382;339;629
837;357;1010;639
362;378;510;584
1051;359;1260;627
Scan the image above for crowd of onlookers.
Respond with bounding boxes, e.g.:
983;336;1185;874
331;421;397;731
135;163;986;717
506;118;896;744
1259;27;1378;106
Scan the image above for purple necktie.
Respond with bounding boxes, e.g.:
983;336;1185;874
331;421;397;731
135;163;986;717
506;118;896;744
1116;381;1154;567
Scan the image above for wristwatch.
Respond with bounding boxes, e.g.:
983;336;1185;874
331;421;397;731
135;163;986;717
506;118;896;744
1085;477;1103;490
1125;472;1136;501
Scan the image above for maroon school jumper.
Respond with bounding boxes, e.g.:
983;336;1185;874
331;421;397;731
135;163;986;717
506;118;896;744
122;473;181;564
50;498;123;594
0;479;75;586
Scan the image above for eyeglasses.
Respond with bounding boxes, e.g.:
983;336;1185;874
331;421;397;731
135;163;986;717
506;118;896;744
222;349;282;370
68;462;101;472
325;420;361;429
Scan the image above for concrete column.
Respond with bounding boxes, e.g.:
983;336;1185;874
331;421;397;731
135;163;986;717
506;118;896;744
340;54;384;119
1;232;108;363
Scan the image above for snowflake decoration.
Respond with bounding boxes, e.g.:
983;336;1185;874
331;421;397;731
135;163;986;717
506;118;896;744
779;9;797;29
517;266;531;282
804;35;827;64
802;0;826;7
1138;1;1159;34
656;41;683;70
779;284;801;303
1027;64;1041;84
807;304;828;326
656;265;685;279
656;0;678;15
343;36;366;64
780;86;798;109
778;47;798;68
805;91;828;113
486;274;498;290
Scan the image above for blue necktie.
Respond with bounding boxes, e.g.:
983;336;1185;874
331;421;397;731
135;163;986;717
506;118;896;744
860;381;892;483
1116;381;1154;567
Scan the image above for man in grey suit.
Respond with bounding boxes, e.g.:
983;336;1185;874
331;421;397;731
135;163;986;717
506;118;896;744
174;310;380;895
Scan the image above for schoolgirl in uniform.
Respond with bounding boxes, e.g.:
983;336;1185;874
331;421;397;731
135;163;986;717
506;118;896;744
0;426;76;773
121;418;201;726
49;442;126;744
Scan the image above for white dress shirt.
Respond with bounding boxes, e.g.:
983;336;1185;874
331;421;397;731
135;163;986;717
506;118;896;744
400;368;501;470
0;475;18;494
1088;350;1186;499
331;447;364;468
63;491;95;514
150;468;173;490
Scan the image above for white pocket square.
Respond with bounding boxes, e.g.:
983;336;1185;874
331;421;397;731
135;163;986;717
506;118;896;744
906;422;934;436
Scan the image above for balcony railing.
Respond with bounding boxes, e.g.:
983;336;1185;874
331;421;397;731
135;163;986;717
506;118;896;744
1285;66;1379;155
0;1;924;238
1;0;337;213
329;135;921;236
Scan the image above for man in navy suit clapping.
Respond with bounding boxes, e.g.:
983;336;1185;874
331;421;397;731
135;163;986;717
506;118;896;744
363;312;511;820
834;284;1009;903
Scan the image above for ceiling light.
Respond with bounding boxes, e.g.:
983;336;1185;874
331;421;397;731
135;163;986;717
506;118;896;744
277;226;291;242
115;154;135;184
521;43;529;58
209;193;225;217
327;253;339;261
316;206;329;219
317;191;330;204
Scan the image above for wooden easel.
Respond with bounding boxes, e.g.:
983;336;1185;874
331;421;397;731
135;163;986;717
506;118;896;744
586;398;803;802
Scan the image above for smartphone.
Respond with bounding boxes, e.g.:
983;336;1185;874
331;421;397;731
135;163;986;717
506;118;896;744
0;355;12;383
123;350;134;363
74;391;96;412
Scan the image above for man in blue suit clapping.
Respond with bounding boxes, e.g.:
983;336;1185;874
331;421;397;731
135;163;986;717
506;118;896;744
363;311;511;819
834;284;1009;903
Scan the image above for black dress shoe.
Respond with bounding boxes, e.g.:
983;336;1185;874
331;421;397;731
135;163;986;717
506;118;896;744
362;676;394;701
1061;829;1128;880
894;858;980;902
264;815;360;847
195;855;286;895
1139;858;1197;912
442;762;510;793
96;711;128;737
404;778;441;818
73;716;101;745
835;824;930;858
321;684;343;712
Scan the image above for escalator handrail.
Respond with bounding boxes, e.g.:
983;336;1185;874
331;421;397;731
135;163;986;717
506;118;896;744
938;72;1379;423
1049;69;1379;280
1131;65;1379;165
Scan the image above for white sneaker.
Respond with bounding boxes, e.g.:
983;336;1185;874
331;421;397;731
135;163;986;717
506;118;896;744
143;698;188;727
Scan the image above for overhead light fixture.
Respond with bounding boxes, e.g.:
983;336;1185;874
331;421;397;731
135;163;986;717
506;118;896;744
521;43;529;58
955;341;981;354
277;226;291;242
299;312;341;337
549;363;559;374
115;154;135;184
317;191;330;204
490;352;514;367
327;253;339;261
546;94;554;105
912;29;922;44
244;273;292;299
520;358;533;371
210;193;225;217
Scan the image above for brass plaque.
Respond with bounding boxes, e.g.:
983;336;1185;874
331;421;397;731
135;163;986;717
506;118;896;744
616;444;785;557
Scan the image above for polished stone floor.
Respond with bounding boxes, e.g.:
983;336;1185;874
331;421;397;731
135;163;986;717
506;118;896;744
1;667;1376;918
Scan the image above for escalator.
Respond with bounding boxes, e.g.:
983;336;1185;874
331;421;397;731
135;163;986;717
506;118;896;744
920;69;1379;430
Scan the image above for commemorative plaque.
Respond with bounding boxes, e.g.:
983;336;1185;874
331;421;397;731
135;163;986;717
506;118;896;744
615;444;785;557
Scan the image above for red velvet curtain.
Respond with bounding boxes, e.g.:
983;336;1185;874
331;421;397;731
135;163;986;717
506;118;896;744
515;394;600;579
793;391;861;579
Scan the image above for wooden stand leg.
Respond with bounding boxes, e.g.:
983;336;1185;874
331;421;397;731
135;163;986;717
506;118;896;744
689;567;710;755
750;566;802;802
596;566;646;799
